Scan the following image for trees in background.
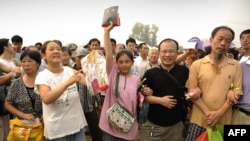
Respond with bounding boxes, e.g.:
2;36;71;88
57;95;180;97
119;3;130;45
129;22;159;47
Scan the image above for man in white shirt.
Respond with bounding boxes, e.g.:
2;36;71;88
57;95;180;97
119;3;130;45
0;38;16;141
148;47;160;68
126;38;139;59
239;29;250;63
133;43;150;78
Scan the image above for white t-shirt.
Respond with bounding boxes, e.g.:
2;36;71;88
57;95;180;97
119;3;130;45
133;56;151;78
15;52;22;62
0;58;16;70
35;66;87;139
239;55;250;63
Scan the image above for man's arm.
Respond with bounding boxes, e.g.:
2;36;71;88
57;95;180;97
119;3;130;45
227;63;243;104
175;49;195;64
0;72;13;85
205;98;232;127
146;95;177;109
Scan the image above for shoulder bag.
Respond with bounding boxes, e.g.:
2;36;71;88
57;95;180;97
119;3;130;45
7;118;44;141
7;86;44;141
106;73;135;133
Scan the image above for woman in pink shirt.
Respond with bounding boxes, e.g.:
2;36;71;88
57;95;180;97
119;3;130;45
99;22;140;141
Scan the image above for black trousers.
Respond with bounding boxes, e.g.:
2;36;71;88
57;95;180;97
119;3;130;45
84;108;103;141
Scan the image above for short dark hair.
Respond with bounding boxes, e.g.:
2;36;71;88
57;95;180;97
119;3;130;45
211;26;235;40
35;42;42;47
158;38;179;51
110;38;116;44
34;42;42;50
239;29;250;39
41;40;62;55
20;50;41;66
53;39;62;47
0;38;9;55
88;38;100;46
11;35;23;43
115;50;134;62
126;38;136;45
138;43;147;49
62;46;72;57
227;47;239;60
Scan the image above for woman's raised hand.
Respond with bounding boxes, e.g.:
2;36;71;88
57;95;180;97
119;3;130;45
104;21;114;33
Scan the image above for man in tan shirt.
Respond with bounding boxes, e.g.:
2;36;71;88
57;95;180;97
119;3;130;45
185;26;242;141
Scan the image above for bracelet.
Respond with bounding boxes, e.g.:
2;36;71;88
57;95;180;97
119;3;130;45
233;87;241;91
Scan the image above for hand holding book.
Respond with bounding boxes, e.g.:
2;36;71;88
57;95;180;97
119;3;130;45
102;6;120;27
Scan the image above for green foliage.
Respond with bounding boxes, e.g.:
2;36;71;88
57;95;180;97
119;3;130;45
129;22;159;47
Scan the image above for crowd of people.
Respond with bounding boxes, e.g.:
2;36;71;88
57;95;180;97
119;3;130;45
0;25;249;141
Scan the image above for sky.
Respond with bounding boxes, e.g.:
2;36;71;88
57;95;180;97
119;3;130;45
0;0;250;47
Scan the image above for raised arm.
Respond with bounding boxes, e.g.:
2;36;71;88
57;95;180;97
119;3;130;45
104;22;114;66
175;49;195;64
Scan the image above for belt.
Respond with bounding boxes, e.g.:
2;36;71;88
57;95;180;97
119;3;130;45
235;107;250;115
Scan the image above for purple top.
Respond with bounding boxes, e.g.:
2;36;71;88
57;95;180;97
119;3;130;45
99;61;140;140
238;61;250;110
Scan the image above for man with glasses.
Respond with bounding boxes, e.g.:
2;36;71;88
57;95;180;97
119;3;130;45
140;38;189;141
239;29;250;63
232;29;250;125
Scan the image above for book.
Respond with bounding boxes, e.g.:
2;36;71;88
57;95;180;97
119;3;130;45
102;5;120;27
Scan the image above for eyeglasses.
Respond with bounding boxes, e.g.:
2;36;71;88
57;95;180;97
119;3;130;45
160;50;176;54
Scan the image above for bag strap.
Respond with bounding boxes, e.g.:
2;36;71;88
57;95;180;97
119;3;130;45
26;89;35;110
159;65;182;88
115;73;120;99
158;65;188;108
26;87;37;117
